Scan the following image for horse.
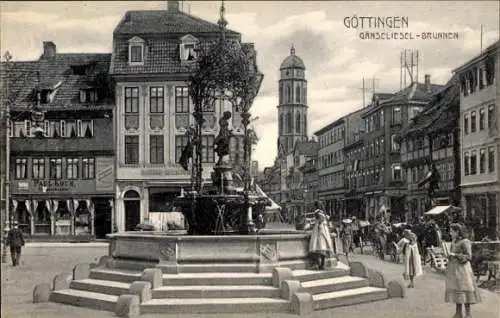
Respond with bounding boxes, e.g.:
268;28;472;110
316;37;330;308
415;221;441;264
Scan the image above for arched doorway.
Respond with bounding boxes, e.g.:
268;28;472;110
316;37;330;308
123;190;141;231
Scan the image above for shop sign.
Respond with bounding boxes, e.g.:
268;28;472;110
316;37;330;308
96;157;114;191
35;180;76;192
140;168;189;176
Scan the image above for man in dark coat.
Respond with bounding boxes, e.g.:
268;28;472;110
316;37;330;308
6;221;25;266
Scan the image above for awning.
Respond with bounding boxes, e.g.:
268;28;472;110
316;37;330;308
424;205;461;216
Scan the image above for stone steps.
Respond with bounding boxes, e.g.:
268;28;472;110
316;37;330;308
49;289;119;312
162;272;273;286
70;279;131;296
293;268;350;282
152;284;281;299
301;276;369;295
157;263;259;273
312;286;389;310
89;268;142;283
141;297;291;314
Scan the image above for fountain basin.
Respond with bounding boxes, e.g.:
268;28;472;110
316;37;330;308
107;231;335;273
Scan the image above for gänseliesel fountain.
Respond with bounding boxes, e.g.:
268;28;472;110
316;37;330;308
105;1;337;274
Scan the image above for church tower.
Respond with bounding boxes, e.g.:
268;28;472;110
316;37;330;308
277;45;308;158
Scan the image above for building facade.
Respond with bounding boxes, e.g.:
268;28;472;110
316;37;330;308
360;79;442;222
315;118;346;221
300;157;319;215
110;2;257;231
400;75;461;222
285;140;319;219
344;108;366;219
3;42;115;240
260;161;281;212
454;41;499;237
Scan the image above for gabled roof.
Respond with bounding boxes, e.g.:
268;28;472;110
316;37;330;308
1;53;112;111
402;75;459;137
384;82;444;104
114;10;240;36
293;140;319;157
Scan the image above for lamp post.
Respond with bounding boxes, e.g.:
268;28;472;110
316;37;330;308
2;51;13;263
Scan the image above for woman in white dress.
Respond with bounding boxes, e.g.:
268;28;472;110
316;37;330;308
309;203;334;270
445;223;481;318
397;229;423;288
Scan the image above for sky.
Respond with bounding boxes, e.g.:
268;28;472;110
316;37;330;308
1;1;499;169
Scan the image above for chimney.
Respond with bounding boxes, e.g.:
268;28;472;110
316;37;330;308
424;74;431;92
42;41;56;59
167;1;180;12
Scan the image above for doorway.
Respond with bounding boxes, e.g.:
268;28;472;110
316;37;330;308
93;199;112;239
124;201;141;231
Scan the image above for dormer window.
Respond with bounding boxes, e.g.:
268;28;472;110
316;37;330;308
128;36;145;65
179;34;199;62
80;89;98;103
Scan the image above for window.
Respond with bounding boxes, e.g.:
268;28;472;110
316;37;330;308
149;135;164;164
175;87;190;113
43;120;49;137
82;158;95;179
24;120;32;137
150;87;164;113
464;152;470;176
296;85;301;103
479;67;485;89
479;148;486;173
470;150;477;175
49;158;63;179
15;158;27;179
471;111;476;132
175;135;189;162
66;158;79;179
125;87;139;113
391;134;400;152
32;158;45;179
13;121;25;137
392;107;401;124
489;147;495;173
392;164;402;180
180;43;197;61
380;109;384;127
485;56;495;86
124;135;139;164
488;104;495;129
479;108;485;131
201;135;215;163
78;120;93;138
464;113;469;135
88;90;98;103
65;120;77;138
129;45;143;63
295;113;300;133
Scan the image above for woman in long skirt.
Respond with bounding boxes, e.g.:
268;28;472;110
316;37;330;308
397;229;423;288
309;204;334;270
445;223;481;318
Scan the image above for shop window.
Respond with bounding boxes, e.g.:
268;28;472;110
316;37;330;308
34;201;50;235
55;201;71;235
74;201;90;235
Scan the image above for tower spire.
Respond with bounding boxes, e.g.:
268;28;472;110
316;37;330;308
290;44;295;55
